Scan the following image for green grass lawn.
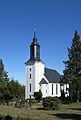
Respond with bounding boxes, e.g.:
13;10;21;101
0;102;81;120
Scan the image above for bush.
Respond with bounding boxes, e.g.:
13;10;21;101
42;97;61;110
34;90;42;102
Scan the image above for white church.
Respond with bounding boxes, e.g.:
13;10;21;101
25;31;69;99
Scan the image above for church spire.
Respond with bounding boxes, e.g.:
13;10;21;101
30;30;40;60
34;28;36;38
33;28;37;43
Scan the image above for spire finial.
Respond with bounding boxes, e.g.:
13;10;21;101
34;28;36;38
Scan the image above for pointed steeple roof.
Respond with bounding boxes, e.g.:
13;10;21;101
31;30;40;46
25;30;44;65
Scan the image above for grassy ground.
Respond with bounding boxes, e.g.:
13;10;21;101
0;102;81;120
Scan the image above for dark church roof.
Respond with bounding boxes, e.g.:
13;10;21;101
45;68;61;83
39;78;48;84
31;37;40;46
30;30;40;46
25;58;44;65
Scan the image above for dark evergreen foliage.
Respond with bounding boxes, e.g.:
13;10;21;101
0;59;25;104
60;31;81;102
60;90;70;104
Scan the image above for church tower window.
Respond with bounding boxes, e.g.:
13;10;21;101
30;83;31;92
30;30;40;60
29;74;31;79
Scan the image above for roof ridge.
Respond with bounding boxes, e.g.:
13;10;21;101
45;67;57;72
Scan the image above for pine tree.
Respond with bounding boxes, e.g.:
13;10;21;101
0;59;4;81
60;31;81;102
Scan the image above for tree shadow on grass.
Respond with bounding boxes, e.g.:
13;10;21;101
68;108;81;111
36;107;45;110
49;113;81;120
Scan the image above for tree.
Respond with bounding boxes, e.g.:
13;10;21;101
0;59;5;100
0;59;4;81
34;90;42;102
9;78;25;100
0;59;25;104
60;31;81;102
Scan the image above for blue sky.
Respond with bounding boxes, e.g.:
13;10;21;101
0;0;81;84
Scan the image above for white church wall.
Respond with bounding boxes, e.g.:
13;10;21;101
55;84;61;97
25;62;69;99
25;61;45;99
40;84;48;98
25;65;28;99
40;83;69;98
48;83;61;97
25;64;36;99
34;62;45;92
39;75;49;98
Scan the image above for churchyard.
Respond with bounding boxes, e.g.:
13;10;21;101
0;102;81;120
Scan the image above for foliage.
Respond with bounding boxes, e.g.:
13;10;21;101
60;90;70;104
34;90;42;102
0;59;25;104
0;59;4;78
42;97;61;110
9;78;25;100
60;31;81;102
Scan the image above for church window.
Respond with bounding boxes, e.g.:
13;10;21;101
46;89;47;93
30;68;31;71
52;84;53;95
56;84;58;94
30;83;31;92
30;74;31;79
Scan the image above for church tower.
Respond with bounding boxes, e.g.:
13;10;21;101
30;31;40;61
25;31;44;99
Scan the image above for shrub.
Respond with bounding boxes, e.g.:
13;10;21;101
34;90;42;102
42;97;61;110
